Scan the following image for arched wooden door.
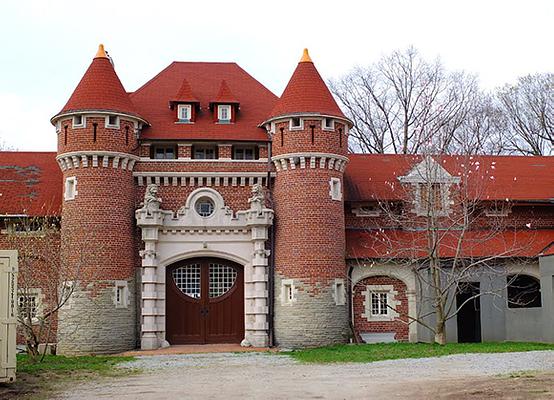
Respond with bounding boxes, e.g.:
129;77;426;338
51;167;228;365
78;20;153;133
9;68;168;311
166;258;244;345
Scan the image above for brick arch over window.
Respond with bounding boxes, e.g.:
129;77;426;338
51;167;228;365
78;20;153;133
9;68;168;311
353;275;409;342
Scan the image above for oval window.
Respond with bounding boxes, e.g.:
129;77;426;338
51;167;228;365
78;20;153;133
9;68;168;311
172;264;201;298
195;197;215;217
209;263;237;298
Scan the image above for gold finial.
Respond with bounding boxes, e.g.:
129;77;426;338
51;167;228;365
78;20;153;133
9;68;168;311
299;48;312;63
95;44;107;58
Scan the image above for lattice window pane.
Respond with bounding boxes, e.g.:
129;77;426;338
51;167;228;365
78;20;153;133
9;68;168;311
371;292;388;316
18;295;38;319
209;263;237;298
173;264;201;298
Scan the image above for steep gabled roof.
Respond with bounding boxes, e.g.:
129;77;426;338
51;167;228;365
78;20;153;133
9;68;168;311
345;154;554;202
53;44;142;120
0;152;62;216
268;49;345;120
131;62;277;141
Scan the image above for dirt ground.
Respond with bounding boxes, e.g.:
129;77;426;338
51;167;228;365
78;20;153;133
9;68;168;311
2;352;553;399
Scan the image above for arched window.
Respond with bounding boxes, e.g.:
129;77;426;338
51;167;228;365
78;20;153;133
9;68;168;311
507;275;541;308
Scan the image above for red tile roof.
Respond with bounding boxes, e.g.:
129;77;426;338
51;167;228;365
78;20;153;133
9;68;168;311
212;80;239;104
347;229;554;259
170;78;200;104
54;56;142;120
0;152;61;216
268;57;345;120
131;62;278;141
345;154;554;202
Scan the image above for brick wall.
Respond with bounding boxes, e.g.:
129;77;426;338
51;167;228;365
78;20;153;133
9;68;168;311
353;275;409;341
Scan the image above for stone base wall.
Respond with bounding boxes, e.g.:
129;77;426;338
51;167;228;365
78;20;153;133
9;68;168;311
57;279;136;355
273;275;349;348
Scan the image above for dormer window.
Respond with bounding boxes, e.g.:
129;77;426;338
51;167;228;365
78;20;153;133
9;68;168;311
106;115;120;128
323;118;334;130
218;105;231;123
178;104;192;123
72;115;85;128
290;117;303;130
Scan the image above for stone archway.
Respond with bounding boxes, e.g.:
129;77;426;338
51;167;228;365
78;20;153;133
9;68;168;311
136;185;273;350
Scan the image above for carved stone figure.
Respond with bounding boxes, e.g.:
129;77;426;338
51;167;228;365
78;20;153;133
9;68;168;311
142;184;162;214
248;184;265;213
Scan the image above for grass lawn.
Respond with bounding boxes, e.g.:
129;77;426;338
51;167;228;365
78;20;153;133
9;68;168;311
284;342;554;363
16;354;135;375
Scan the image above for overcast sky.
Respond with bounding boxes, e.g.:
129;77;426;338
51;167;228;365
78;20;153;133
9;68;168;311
0;0;552;151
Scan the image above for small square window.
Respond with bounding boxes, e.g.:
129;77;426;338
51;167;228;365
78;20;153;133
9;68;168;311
290;117;303;130
329;178;342;201
218;105;232;123
72;115;85;128
64;177;77;200
323;118;334;130
18;294;38;320
177;104;192;122
106;115;120;128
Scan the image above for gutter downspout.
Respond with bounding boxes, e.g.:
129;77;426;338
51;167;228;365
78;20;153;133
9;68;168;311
266;141;276;347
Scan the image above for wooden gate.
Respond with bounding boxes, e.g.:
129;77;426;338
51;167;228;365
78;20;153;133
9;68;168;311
166;258;244;345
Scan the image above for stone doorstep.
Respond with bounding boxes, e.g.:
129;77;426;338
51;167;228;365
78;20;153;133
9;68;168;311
118;344;277;357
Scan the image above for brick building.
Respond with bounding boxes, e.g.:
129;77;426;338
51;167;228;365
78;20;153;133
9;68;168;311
1;45;554;354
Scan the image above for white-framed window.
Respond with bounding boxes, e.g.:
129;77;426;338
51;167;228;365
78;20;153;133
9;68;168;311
218;105;232;122
371;292;389;316
72;115;85;128
281;279;296;305
323;117;334;131
64;177;77;200
105;115;120;128
361;284;399;322
289;117;303;130
233;146;257;160
18;289;42;324
329;177;342;201
333;279;346;306
55;120;62;133
114;280;129;308
177;104;192;122
415;183;449;216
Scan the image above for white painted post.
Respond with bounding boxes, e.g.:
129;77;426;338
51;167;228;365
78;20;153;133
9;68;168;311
0;250;17;383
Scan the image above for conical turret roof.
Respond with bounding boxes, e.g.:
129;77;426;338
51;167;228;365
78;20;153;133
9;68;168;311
268;49;345;119
53;44;142;120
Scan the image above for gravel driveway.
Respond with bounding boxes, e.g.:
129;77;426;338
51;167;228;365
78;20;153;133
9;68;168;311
56;351;554;399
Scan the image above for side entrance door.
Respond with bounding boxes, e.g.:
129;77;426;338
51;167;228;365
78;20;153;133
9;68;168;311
456;282;482;343
166;258;244;345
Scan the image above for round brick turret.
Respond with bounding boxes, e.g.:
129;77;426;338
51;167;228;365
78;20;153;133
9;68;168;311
264;49;351;348
51;45;147;355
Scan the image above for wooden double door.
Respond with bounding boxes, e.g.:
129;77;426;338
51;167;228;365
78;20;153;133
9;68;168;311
166;258;244;345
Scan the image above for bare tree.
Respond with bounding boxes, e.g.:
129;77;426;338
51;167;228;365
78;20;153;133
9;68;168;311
5;216;99;361
496;73;554;155
330;47;481;154
353;154;535;344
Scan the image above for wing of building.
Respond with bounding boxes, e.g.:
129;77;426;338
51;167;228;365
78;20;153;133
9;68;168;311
2;45;554;353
